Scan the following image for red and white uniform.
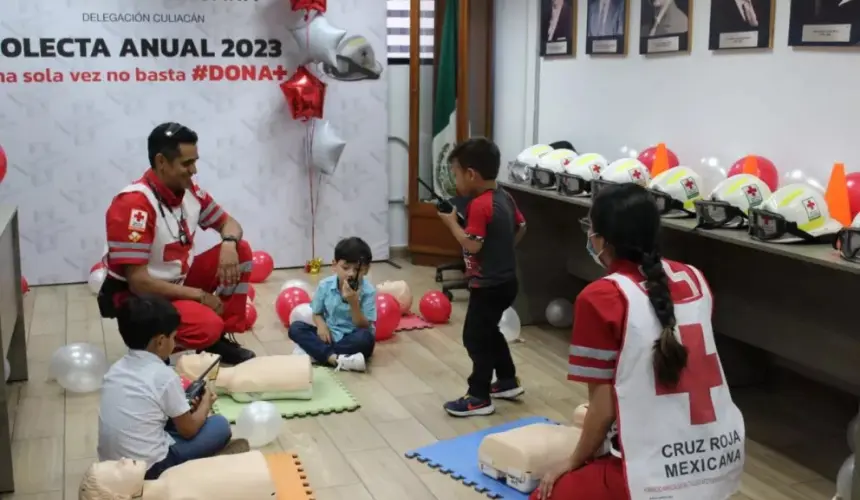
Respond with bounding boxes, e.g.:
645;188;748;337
105;170;252;349
544;259;744;500
105;171;226;283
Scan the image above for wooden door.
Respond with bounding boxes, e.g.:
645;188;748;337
406;0;495;266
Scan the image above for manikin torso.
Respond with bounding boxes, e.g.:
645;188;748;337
80;452;278;500
476;404;590;493
175;353;313;400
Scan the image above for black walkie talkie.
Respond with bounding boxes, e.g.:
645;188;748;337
417;178;466;224
185;355;221;402
347;258;368;291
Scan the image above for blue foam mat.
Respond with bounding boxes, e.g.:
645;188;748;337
405;416;556;499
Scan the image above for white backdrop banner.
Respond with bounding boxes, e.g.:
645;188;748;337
0;0;389;285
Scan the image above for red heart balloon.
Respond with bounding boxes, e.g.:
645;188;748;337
280;66;326;122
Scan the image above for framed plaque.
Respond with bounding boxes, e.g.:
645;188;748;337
709;0;774;50
640;0;691;54
788;0;860;46
541;0;577;56
586;0;628;55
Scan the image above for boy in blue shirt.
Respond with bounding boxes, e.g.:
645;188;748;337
288;237;376;372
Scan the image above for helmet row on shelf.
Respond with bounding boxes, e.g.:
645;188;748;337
508;144;859;262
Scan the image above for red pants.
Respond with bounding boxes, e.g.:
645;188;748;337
529;456;628;500
173;240;253;350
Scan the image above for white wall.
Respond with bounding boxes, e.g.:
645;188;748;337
387;64;435;248
495;0;860;192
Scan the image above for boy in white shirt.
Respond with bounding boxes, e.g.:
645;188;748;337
97;295;248;479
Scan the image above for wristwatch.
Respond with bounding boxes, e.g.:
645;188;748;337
222;236;239;244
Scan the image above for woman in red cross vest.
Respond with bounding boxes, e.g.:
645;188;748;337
532;183;745;500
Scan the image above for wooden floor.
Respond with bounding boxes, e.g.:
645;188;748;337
1;259;847;499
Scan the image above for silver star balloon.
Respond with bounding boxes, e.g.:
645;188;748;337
290;15;346;67
309;119;346;175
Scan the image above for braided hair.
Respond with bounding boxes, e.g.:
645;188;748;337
590;183;688;386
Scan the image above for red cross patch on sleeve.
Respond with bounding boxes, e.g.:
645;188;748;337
128;209;148;231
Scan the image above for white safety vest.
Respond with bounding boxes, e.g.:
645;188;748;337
607;262;745;500
108;183;203;284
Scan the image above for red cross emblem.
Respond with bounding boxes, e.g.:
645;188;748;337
133;212;145;223
632;169;642;179
562;158;571;166
683;179;695;190
655;324;723;425
745;186;757;197
806;199;816;210
592;164;601;174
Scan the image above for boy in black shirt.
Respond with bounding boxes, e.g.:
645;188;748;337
437;137;527;417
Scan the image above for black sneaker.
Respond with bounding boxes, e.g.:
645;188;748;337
203;335;255;365
490;377;525;400
443;395;495;417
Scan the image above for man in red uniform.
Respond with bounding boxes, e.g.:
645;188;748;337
99;122;255;365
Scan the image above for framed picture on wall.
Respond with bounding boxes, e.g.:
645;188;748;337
788;0;860;46
586;0;628;54
709;0;774;49
639;0;691;54
541;0;577;56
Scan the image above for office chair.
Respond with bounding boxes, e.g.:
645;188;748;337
435;195;471;301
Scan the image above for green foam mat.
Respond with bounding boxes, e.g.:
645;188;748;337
212;367;359;422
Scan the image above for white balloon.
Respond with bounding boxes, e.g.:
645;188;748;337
545;298;572;328
291;15;346;67
280;279;315;298
235;401;283;448
88;267;106;295
289;303;314;326
3;358;9;383
837;454;854;499
50;343;108;393
310;119;346;175
499;308;521;342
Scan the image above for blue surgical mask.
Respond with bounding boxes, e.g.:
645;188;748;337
586;233;605;268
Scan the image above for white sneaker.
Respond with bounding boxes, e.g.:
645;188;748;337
292;346;307;356
335;353;366;372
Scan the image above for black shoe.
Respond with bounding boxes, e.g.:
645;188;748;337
490;377;525;400
203;335;255;365
443;395;495;417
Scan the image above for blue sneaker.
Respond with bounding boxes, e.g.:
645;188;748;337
443;395;495;417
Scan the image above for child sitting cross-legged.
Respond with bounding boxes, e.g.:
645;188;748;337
97;294;249;480
288;237;376;372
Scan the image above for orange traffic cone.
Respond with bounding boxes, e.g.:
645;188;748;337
741;155;759;176
825;162;851;227
651;143;670;176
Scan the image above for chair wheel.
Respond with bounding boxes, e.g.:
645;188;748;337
443;290;454;302
435;271;443;282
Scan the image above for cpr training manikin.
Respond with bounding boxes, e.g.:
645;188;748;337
478;404;589;494
175;352;313;401
79;452;283;499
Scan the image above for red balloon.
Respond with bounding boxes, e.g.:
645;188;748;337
250;251;274;283
727;155;779;192
0;144;6;185
290;0;326;13
846;172;860;220
21;277;29;295
247;284;256;301
419;291;452;324
245;301;258;329
275;287;311;326
280;66;326;122
375;293;400;342
90;262;104;273
637;146;679;173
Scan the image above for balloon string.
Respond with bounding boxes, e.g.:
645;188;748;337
306;116;316;259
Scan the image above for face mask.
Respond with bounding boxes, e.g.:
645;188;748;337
586;233;605;268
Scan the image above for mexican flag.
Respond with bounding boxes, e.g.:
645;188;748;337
432;0;458;198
